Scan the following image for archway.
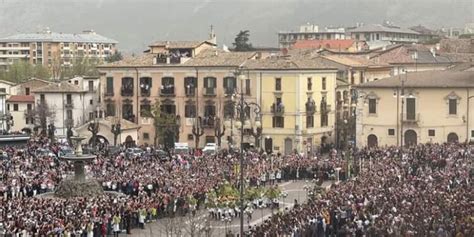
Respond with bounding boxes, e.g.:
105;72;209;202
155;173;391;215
447;133;459;143
125;135;135;148
404;130;417;147
367;134;378;148
264;137;273;154
284;138;293;155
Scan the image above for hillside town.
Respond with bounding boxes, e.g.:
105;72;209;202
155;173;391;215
0;16;473;237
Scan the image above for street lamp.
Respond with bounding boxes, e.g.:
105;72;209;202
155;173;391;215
111;118;121;146
231;69;261;237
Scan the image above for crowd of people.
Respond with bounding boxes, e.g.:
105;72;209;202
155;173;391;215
253;143;473;236
0;137;342;236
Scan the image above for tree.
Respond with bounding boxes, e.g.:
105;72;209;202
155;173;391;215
0;61;51;83
105;51;123;63
233;30;254;52
143;100;178;148
25;100;55;136
61;57;100;79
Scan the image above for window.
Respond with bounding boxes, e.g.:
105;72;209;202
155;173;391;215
0;88;5;93
89;112;94;120
122;104;134;122
25;87;30;95
406;98;416;120
205;136;215;144
306;115;314;128
140;104;151;117
140;77;152;96
322;77;326;90
320;113;328;127
245;79;251;95
161;77;175;95
359;72;364;84
121;77;134;96
223;76;236;94
203;77;217;95
88;80;94;92
66;94;72;105
272;116;284;128
307;77;312;90
368;99;377;114
185;104;196;118
184;77;197;96
66;110;73;120
74;80;79;85
350;71;355;84
106;103;115;116
27;104;32;111
428;129;435;137
6;104;9;111
448;99;457;115
471;130;474;138
187;134;194;140
40;94;45;102
224;101;235;118
388;129;395;136
89;99;93;105
143;133;150;140
13;104;18;111
275;78;281;91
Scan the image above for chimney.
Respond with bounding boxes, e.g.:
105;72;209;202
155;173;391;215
209;25;217;45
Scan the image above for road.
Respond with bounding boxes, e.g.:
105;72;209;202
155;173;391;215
127;180;332;237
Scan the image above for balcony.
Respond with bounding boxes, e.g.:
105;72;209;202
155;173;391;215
306;101;316;115
402;113;420;124
224;87;236;96
185;87;196;97
104;90;114;97
203;87;216;97
321;104;332;113
160;87;175;97
202;116;215;128
271;103;285;116
64;100;74;109
120;88;134;97
65;118;74;127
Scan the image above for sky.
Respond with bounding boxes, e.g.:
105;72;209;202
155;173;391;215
0;0;472;53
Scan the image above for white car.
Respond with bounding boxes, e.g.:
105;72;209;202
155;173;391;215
202;143;217;154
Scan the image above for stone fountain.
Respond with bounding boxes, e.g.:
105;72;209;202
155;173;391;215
54;136;104;198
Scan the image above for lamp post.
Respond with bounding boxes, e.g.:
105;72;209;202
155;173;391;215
232;69;261;237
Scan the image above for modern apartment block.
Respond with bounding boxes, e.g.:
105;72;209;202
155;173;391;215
0;29;118;70
278;24;347;48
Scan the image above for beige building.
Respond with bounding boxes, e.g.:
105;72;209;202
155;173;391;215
0;29;117;71
356;71;474;147
98;37;260;147
6;95;35;132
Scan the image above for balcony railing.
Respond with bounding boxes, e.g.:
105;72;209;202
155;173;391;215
120;88;134;97
104;90;114;96
225;87;236;96
185;87;196;97
64;100;74;108
203;87;216;96
160;87;175;96
306;102;316;114
402;113;420;123
202;116;215;128
271;103;285;115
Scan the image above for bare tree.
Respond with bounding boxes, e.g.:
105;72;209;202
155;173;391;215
25;100;55;136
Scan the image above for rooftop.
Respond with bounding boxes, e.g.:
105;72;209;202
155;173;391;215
6;95;34;103
292;39;355;50
149;40;213;48
243;55;338;70
349;24;419;35
33;82;86;93
357;71;474;88
0;31;118;44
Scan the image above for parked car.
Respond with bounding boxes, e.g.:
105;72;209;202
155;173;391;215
126;148;144;158
174;143;190;155
202;143;218;155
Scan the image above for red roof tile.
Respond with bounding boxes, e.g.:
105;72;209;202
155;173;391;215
292;39;355;50
7;95;34;103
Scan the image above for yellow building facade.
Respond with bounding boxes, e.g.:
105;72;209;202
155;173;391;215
245;57;338;155
356;71;474;147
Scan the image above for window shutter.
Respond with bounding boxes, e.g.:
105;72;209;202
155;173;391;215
223;77;228;88
204;77;208;88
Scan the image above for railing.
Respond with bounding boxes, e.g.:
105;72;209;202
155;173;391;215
104;90;114;96
64;100;74;109
203;87;216;96
202;116;215;128
120;88;134;97
160;87;175;96
185;88;196;97
402;113;420;123
140;89;150;97
271;103;285;115
225;87;236;96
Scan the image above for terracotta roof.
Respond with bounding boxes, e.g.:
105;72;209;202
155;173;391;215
6;95;34;103
103;54;154;67
357;71;474;88
368;44;452;64
322;54;389;67
438;38;474;54
243;56;338;70
182;48;256;67
149;40;213;48
409;25;437;35
32;82;86;93
292;39;355;50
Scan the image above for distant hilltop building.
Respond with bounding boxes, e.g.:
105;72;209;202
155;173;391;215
0;28;118;70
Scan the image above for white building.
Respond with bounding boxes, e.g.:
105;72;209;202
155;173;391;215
32;82;97;137
6;95;35;133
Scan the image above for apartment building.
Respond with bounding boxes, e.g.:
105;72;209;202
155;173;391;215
355;71;474;147
278;24;347;48
0;29;118;70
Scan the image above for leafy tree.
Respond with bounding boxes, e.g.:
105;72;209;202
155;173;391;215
233;30;254;51
143;99;178;148
61;57;100;79
105;51;123;63
0;61;51;83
